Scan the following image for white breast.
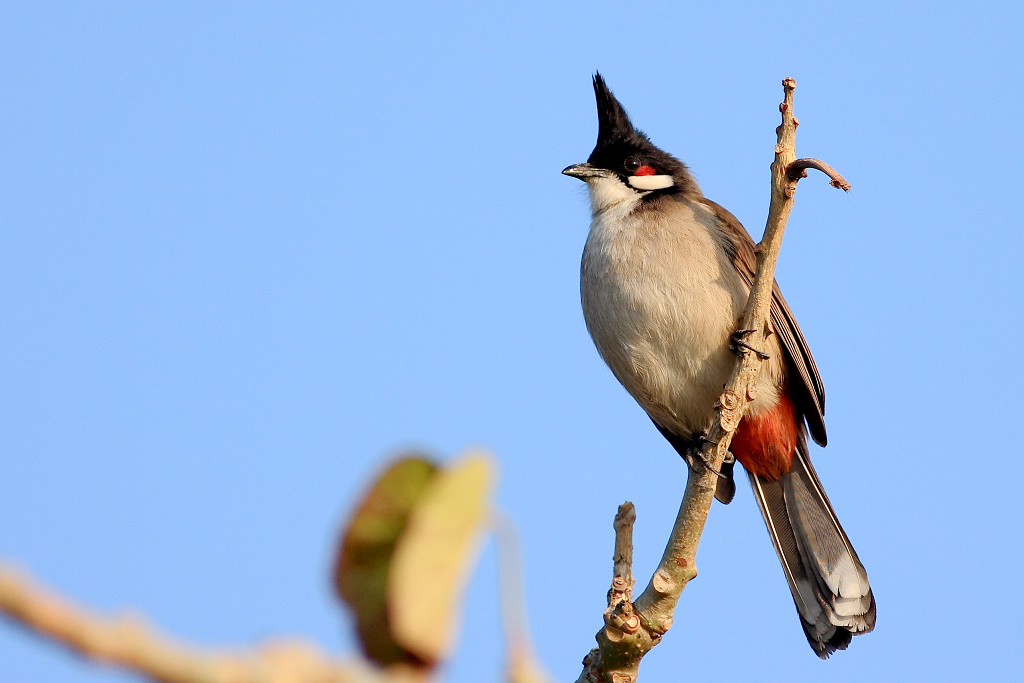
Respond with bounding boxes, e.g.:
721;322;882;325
580;191;781;437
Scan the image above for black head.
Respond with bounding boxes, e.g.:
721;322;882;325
564;73;699;199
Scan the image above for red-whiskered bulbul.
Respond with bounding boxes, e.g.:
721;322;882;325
563;74;875;658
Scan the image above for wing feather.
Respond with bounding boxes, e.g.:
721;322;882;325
698;198;827;446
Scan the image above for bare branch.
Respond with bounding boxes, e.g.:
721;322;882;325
576;504;644;683
611;503;635;600
603;503;640;639
578;77;846;682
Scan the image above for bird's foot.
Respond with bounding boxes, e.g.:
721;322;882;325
730;329;770;360
684;433;731;480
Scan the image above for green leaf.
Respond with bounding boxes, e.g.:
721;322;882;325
334;455;438;666
388;452;495;665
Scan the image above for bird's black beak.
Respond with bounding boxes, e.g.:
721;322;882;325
562;163;614;180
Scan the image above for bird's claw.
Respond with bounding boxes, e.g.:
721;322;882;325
730;329;770;360
684;433;731;480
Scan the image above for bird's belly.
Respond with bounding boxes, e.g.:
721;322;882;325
582;251;742;438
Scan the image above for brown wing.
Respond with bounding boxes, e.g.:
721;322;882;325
698;198;827;446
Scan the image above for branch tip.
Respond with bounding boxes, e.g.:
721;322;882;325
613;503;636;529
787;158;850;191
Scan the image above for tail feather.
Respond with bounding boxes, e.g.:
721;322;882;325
748;439;875;658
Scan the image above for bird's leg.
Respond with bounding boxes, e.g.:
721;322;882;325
730;328;770;360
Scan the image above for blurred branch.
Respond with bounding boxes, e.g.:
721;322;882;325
493;512;554;683
577;78;848;682
0;562;426;683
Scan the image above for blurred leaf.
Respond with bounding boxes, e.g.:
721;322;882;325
388;452;495;665
334;455;439;666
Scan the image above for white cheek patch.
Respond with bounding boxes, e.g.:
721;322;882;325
628;174;675;191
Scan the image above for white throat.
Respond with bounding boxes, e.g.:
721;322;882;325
585;176;640;215
585;174;673;217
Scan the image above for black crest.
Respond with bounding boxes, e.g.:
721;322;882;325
587;73;699;197
593;72;640;149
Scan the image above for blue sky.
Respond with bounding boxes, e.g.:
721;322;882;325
2;3;1022;681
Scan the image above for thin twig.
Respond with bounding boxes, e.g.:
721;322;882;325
604;503;639;635
577;504;641;683
787;158;851;191
610;503;635;600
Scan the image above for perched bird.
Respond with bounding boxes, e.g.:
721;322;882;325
563;74;875;658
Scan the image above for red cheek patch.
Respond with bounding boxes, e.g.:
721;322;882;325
634;165;657;176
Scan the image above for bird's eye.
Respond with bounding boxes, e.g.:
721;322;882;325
624;157;642;172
